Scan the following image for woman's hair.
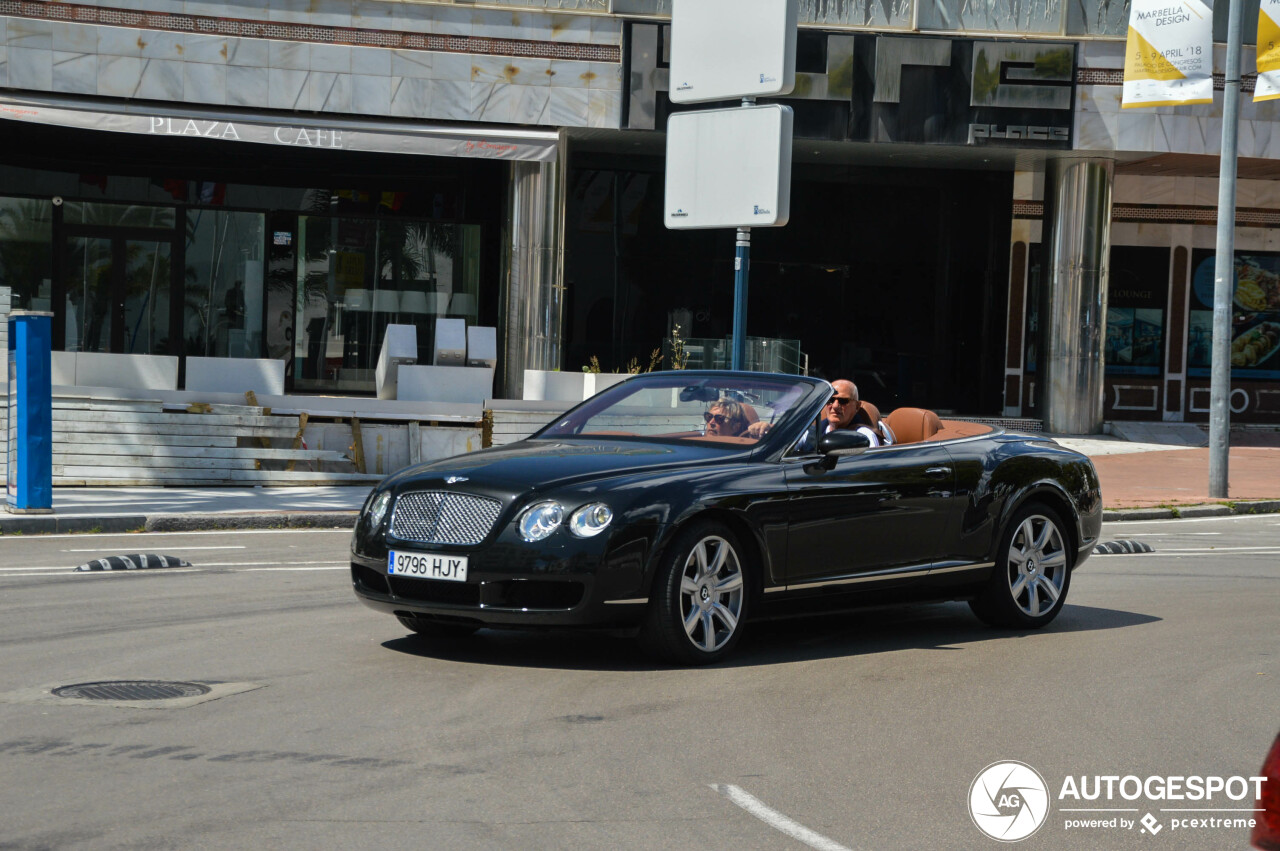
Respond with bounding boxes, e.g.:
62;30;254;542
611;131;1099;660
710;398;748;434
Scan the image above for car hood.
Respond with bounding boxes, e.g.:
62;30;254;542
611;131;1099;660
383;437;750;496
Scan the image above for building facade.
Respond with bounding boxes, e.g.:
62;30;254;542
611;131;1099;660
0;0;1276;426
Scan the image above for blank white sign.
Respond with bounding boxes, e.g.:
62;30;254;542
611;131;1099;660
664;104;793;230
669;0;798;104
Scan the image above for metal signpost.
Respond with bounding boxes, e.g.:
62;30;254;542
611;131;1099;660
664;0;798;371
6;311;54;514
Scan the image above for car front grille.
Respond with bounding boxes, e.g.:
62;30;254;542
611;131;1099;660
389;491;503;546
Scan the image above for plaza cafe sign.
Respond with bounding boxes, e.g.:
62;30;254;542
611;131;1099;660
148;116;344;148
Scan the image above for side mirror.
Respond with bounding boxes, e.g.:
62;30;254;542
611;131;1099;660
803;429;870;475
817;429;871;456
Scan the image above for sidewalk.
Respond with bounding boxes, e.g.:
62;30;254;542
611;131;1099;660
1;423;1279;533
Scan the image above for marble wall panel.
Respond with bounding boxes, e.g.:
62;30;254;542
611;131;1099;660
391;49;433;79
549;85;590;125
473;79;516;122
589;15;624;44
7;18;51;51
351;73;392;115
0;46;7;88
310;44;351;73
352;46;392;77
270;41;310;71
587;88;620;128
433;52;475;82
226;38;269;68
97;54;142;97
472;8;536;41
52;51;98;95
136;58;184;99
352;0;395;30
425;79;469;120
268;67;308;109
138;30;183;60
269;0;353;28
310;72;353;112
9;45;51;89
430;6;474;36
51;21;97;54
390;76;431;117
184;34;230;65
585;61;619;89
184;62;227;105
549;14;594;43
549;59;592;88
512;84;551;124
227;65;269;106
96;26;145;58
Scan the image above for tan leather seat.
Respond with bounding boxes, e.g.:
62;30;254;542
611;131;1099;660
884;407;942;445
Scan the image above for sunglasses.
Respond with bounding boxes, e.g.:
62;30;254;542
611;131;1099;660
828;397;855;407
704;412;732;424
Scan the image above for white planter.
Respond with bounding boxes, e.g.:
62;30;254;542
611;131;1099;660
523;369;632;401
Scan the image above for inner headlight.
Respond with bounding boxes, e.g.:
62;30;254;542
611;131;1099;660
518;501;564;542
365;491;393;530
569;503;613;538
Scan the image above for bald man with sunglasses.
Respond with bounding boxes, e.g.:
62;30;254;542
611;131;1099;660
772;379;886;451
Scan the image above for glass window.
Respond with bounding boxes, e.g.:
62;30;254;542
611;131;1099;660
1189;250;1280;379
64;202;175;229
1105;247;1169;375
182;211;266;359
0;197;53;312
1066;0;1130;37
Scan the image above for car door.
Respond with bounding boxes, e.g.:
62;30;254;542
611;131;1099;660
782;442;959;590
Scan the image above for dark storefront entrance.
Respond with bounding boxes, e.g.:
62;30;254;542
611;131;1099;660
563;153;1013;415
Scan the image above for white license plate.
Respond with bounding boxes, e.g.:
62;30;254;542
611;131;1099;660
387;550;468;583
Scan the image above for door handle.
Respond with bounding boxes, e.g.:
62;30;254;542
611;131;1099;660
925;466;951;478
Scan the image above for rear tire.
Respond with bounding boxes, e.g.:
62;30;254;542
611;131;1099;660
640;521;749;665
396;614;479;639
969;502;1073;629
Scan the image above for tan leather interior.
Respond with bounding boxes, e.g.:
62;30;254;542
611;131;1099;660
884;407;943;445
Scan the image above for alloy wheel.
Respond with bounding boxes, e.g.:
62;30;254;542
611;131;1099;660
678;535;745;653
1005;514;1067;618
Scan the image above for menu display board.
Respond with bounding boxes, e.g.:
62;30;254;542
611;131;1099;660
1189;250;1280;379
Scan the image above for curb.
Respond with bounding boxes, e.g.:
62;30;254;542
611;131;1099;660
143;512;358;532
0;515;147;535
1103;499;1280;522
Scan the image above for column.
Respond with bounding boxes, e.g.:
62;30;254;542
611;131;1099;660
499;152;565;400
1040;158;1114;434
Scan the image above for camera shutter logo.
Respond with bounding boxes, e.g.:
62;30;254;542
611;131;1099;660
969;761;1051;842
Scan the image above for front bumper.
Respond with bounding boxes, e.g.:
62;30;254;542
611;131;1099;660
350;528;661;629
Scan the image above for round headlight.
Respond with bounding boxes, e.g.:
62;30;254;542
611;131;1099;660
365;491;392;529
518;501;564;542
569;503;613;538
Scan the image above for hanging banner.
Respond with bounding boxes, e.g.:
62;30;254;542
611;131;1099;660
1122;0;1214;108
1257;0;1280;100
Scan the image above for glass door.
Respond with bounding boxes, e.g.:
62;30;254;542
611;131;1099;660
64;231;173;355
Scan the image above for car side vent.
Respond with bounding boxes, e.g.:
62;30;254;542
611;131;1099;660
390;491;503;545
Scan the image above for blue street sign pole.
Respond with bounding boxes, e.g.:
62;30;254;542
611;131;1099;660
6;311;54;514
732;227;750;370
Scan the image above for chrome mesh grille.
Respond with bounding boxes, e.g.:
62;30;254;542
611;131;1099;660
390;491;503;545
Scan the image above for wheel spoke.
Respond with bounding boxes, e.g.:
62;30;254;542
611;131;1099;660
1032;518;1053;551
683;605;701;637
1008;548;1028;569
707;539;728;575
715;572;743;594
680;575;700;597
711;602;738;634
693;541;709;579
1027;580;1041;616
1036;575;1061;603
1040;551;1067;571
700;611;716;650
1010;572;1029;598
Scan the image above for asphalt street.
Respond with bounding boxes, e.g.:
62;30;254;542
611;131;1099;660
0;516;1275;850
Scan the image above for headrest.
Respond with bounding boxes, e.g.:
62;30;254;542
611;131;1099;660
854;400;882;428
884;407;942;444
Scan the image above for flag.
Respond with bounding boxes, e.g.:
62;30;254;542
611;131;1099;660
196;182;226;205
1122;0;1213;108
1257;0;1280;100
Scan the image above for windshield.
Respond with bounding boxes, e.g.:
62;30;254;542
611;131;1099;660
536;373;819;447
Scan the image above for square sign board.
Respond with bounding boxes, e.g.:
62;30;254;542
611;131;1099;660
664;104;793;229
669;0;797;104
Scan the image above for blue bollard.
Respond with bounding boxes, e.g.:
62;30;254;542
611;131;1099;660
6;311;54;514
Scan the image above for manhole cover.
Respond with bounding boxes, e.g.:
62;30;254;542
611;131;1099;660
53;681;211;701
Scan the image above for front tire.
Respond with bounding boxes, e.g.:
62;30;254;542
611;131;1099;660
640;521;749;665
970;502;1073;629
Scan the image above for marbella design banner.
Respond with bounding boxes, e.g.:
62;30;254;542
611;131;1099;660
1122;0;1213;108
1257;0;1280;100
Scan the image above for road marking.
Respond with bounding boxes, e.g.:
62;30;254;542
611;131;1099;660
0;529;352;542
711;784;852;851
61;546;247;552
